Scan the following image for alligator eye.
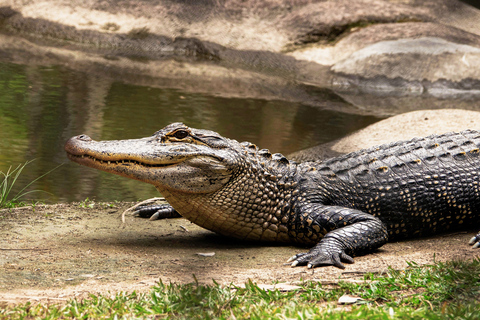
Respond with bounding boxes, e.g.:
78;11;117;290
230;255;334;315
172;130;189;139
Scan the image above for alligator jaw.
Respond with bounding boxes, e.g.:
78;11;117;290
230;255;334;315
65;150;175;170
64;133;232;193
66;151;174;179
65;135;179;183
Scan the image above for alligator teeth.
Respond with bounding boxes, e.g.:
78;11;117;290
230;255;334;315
77;154;170;168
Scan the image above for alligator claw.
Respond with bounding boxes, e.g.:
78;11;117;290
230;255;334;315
288;250;353;269
287;253;307;263
134;204;181;220
120;198;182;222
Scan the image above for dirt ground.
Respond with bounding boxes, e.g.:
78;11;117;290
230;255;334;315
0;202;477;305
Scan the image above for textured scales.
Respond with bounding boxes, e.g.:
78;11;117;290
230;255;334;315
65;123;480;269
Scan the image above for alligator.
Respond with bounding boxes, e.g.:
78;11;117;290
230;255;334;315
65;122;480;269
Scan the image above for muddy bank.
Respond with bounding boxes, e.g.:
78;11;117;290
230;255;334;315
0;202;477;304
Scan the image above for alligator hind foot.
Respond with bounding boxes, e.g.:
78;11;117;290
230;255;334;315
469;232;480;248
134;204;181;220
121;197;181;223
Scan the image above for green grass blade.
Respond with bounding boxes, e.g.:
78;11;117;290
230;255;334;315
0;164;21;207
0;160;61;208
10;162;63;203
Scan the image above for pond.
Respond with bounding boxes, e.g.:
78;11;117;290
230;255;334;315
0;61;381;203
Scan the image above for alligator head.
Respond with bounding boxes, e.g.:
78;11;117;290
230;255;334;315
65;123;239;194
65;122;295;241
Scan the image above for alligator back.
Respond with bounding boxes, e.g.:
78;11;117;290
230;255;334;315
308;130;480;240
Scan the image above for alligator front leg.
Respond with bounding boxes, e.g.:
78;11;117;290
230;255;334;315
289;205;388;269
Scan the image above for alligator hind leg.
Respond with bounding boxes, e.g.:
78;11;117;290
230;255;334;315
134;204;181;220
121;197;181;222
289;205;388;269
469;232;480;248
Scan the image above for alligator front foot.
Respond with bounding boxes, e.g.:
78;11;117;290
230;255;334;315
469;232;480;248
134;204;181;220
288;249;353;269
287;238;354;269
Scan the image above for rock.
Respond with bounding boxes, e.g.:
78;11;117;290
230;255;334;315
289;109;480;162
338;294;364;305
331;37;480;94
1;0;480;111
291;21;480;66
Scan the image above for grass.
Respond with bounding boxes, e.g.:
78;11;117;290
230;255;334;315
78;197;96;208
0;160;59;209
78;198;119;209
1;258;479;319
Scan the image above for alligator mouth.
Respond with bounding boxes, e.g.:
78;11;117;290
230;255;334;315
66;153;176;168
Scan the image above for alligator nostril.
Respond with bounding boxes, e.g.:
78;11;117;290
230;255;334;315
77;134;92;141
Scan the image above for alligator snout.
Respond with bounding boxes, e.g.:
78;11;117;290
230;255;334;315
64;134;93;156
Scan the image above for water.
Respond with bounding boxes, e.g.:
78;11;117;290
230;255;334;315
0;61;380;203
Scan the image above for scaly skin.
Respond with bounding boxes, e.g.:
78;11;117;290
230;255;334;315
65;123;480;268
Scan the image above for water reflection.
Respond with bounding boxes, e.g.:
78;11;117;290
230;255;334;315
0;61;380;203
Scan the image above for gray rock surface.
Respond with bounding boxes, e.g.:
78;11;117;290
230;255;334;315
289;109;480;162
333;37;480;82
330;37;480;95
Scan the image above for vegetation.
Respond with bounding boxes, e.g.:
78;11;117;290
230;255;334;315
0;160;59;208
1;259;479;319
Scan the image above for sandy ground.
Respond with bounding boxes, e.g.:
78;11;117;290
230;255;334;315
0;202;478;305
